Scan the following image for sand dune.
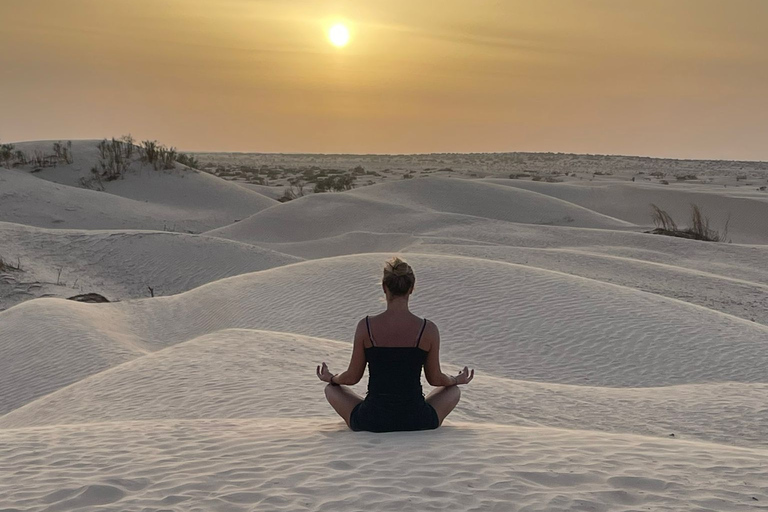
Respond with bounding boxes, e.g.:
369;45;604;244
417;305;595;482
0;221;301;310
1;418;766;511
349;177;634;227
207;177;633;244
247;226;768;325
3;149;768;511
3;253;768;419
2;140;275;232
411;243;768;325
3;329;767;451
487;178;768;244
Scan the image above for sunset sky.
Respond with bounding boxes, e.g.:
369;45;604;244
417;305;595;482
1;0;767;160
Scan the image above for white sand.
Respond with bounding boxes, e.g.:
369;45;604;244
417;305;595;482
485;178;768;244
2;141;276;232
1;145;768;511
0;221;302;311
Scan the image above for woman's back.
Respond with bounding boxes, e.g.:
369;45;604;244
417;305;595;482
364;315;428;399
346;314;438;432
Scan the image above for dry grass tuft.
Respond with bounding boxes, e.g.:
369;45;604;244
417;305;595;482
648;204;730;242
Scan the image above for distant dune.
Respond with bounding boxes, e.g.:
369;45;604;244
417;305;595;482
2;140;276;232
206;177;633;244
486;178;768;244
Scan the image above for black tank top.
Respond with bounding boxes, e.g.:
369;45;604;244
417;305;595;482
364;315;428;400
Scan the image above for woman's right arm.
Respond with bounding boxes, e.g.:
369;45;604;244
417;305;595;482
423;322;474;387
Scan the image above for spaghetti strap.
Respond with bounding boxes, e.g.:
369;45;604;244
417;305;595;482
365;315;376;347
415;318;427;348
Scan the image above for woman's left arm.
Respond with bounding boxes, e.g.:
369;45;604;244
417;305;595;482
317;319;367;385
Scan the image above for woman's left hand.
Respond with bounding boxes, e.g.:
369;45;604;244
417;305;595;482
316;362;334;383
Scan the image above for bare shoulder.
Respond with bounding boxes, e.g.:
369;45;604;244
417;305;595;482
353;317;367;339
420;318;440;351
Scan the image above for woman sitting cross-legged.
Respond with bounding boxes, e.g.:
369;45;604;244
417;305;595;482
316;257;474;432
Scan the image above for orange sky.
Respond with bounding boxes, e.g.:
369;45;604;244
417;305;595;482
1;0;767;160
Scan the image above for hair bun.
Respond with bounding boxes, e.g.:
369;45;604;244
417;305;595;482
385;257;413;277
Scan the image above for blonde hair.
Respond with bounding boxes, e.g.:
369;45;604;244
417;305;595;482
382;256;415;296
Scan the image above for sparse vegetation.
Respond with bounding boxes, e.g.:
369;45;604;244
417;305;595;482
278;178;307;202
13;150;28;165
1;141;73;169
52;141;73;164
176;152;200;169
140;140;177;171
313;174;355;192
0;143;14;168
648;204;730;242
95;137;134;180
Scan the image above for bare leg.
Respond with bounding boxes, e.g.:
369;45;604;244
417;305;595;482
324;384;364;428
425;386;461;426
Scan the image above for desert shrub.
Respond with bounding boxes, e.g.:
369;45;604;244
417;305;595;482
314;175;355;192
79;166;105;190
176;152;199;169
13;150;28;166
52;141;73;164
648;204;729;242
160;147;177;170
26;148;60;168
278;178;306;202
278;188;295;202
650;204;678;232
139;140;177;171
350;165;366;175
119;135;135;159
660;180;669;185
95;138;134;180
0;144;37;168
0;143;15;167
509;173;532;179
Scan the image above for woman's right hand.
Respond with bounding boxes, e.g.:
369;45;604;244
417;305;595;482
455;366;474;385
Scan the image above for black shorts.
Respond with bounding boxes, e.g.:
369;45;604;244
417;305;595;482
350;395;440;433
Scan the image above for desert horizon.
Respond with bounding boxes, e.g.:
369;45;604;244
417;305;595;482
2;1;768;511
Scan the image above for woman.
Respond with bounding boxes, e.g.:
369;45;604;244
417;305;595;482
316;257;474;432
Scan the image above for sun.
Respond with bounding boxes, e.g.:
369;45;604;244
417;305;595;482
328;23;350;48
